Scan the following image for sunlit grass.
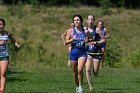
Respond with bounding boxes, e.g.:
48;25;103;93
0;5;139;68
5;67;140;93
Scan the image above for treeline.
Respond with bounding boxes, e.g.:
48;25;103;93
1;0;140;8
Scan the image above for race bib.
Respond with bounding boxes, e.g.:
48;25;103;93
87;44;97;52
0;44;6;52
76;41;85;47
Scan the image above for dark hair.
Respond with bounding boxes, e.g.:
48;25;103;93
98;19;104;26
73;14;83;23
0;18;6;25
87;14;95;21
72;14;83;29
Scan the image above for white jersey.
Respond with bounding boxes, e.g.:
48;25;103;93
0;32;9;57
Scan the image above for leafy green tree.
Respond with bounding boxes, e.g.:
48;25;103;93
98;0;111;15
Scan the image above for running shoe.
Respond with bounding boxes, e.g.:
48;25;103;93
76;87;79;93
79;86;84;93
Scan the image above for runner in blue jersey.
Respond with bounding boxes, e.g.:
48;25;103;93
97;19;110;67
0;18;20;92
85;14;105;92
61;22;75;47
61;22;75;66
65;14;87;93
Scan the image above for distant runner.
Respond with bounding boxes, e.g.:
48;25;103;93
97;19;110;67
61;22;74;66
0;18;20;92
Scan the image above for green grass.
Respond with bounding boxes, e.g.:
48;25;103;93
5;67;140;93
0;5;140;67
0;5;139;92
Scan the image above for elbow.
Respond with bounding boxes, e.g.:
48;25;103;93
103;40;106;43
104;39;106;43
65;40;69;45
107;35;111;38
61;34;64;39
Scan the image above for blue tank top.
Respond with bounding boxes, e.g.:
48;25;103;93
71;28;86;49
101;27;106;36
101;27;106;47
0;31;9;57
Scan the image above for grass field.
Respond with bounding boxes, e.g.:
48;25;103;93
0;5;140;68
5;67;140;93
0;5;139;93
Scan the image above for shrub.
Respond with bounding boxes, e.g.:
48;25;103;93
7;2;25;18
105;39;122;67
128;49;140;67
98;0;111;15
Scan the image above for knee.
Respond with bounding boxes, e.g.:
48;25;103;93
86;70;91;74
73;70;78;76
78;69;83;74
1;73;6;77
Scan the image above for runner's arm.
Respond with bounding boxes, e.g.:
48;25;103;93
61;29;69;46
65;29;76;45
8;32;20;48
97;28;106;44
104;28;111;39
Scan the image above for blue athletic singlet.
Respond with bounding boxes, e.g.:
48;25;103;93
70;28;87;61
0;31;9;58
87;26;102;59
101;27;106;48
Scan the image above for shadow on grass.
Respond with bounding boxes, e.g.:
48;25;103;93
7;76;27;82
7;68;33;75
6;68;31;82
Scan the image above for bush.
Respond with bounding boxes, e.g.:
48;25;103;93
7;2;24;18
128;49;140;67
98;0;111;15
105;39;122;67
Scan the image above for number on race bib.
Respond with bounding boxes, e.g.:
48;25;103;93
0;44;6;51
76;41;84;47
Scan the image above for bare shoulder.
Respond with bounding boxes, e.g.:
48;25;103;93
63;28;72;36
96;27;100;30
67;28;73;34
96;27;101;33
104;28;108;32
66;28;73;40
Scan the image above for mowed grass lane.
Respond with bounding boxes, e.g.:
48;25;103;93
5;67;140;93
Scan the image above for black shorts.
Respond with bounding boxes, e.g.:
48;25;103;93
88;53;102;60
0;56;9;61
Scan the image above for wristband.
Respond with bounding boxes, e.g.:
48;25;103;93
96;41;98;45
